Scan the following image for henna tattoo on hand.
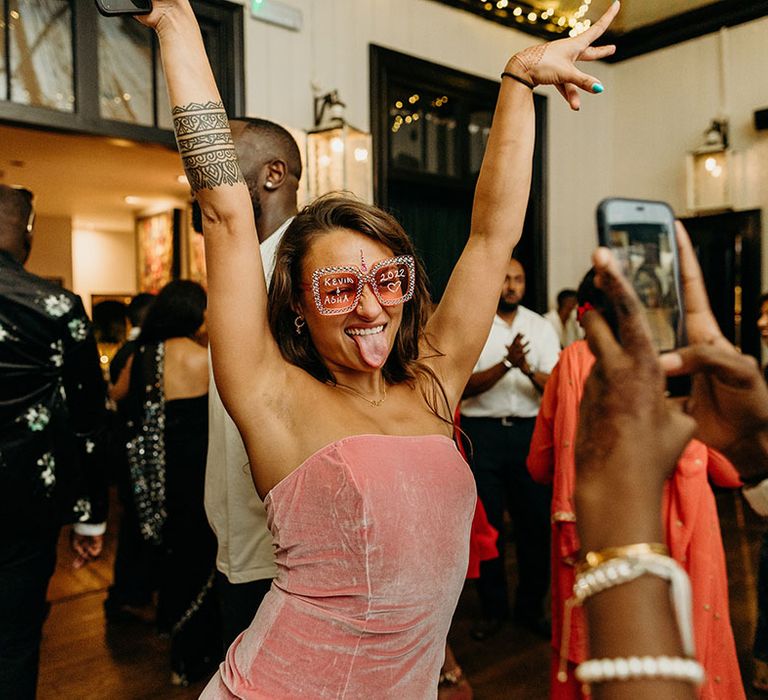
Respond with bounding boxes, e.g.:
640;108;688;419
172;101;245;193
510;44;549;86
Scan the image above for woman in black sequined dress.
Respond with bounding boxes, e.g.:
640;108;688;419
114;280;219;686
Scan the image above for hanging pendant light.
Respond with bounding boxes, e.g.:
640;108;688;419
686;119;735;213
306;90;373;203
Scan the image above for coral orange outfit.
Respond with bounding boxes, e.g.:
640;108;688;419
527;340;744;700
202;434;476;699
466;497;498;580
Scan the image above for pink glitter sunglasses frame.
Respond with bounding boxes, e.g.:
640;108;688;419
309;255;416;316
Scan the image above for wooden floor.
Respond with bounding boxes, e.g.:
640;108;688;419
38;490;767;699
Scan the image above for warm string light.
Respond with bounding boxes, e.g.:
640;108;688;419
390;94;448;132
474;0;593;37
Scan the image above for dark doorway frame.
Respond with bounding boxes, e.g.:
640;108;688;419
370;45;548;311
681;209;762;360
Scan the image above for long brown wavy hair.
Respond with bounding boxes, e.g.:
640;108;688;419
268;194;452;424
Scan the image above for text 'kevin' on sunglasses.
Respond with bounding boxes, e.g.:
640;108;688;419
309;255;416;316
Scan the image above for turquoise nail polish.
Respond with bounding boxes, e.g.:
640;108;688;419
592;83;604;94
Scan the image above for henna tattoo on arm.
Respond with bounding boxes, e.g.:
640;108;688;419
172;101;245;193
510;44;548;86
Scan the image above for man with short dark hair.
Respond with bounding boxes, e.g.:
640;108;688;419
545;287;582;348
203;118;301;652
460;257;560;641
0;184;108;699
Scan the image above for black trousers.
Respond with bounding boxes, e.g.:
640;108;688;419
0;528;60;700
215;571;272;654
461;415;551;621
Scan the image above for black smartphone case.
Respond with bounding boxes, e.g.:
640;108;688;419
95;0;152;17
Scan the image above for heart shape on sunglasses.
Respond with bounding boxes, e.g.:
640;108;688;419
309;255;416;316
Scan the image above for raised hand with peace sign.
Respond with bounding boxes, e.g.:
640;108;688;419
504;1;620;110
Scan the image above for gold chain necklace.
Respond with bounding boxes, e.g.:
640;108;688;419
332;381;387;408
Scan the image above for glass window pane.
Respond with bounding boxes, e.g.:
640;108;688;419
424;100;456;177
98;15;153;125
155;58;173;130
390;89;423;171
468;110;492;175
390;88;457;177
9;0;74;112
0;0;6;101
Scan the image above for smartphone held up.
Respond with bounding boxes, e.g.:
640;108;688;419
95;0;152;16
596;197;690;396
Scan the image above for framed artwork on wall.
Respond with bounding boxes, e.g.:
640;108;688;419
184;204;207;287
136;210;181;293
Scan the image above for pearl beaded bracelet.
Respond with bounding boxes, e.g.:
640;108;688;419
575;656;705;685
558;552;697;685
572;553;695;657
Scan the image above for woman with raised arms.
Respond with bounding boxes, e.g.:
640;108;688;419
138;1;619;696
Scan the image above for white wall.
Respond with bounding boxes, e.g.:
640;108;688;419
26;215;73;290
72;228;137;316
611;20;768;211
611;18;768;286
546;86;616;299
235;0;616;302
609;18;768;365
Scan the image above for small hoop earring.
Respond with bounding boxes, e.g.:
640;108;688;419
294;315;305;335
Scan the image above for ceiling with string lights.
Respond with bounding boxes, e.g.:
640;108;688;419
429;0;765;55
431;0;718;37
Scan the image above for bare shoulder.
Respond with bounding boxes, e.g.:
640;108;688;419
166;336;207;358
183;338;209;368
164;338;209;389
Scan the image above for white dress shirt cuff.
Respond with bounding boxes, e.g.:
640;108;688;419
743;480;768;517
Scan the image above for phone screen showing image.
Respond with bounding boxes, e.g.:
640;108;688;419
606;222;682;353
597;199;686;355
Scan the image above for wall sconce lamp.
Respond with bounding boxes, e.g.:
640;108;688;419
307;90;373;203
314;90;346;129
686;119;735;213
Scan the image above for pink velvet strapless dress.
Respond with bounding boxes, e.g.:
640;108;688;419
201;434;476;699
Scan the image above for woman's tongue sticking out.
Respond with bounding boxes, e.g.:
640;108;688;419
349;327;389;368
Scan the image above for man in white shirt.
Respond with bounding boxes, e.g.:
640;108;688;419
203;118;300;652
460;257;560;641
544;287;583;348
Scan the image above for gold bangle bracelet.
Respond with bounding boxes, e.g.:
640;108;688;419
577;542;669;575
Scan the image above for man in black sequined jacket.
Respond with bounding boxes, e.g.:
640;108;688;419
0;184;108;700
